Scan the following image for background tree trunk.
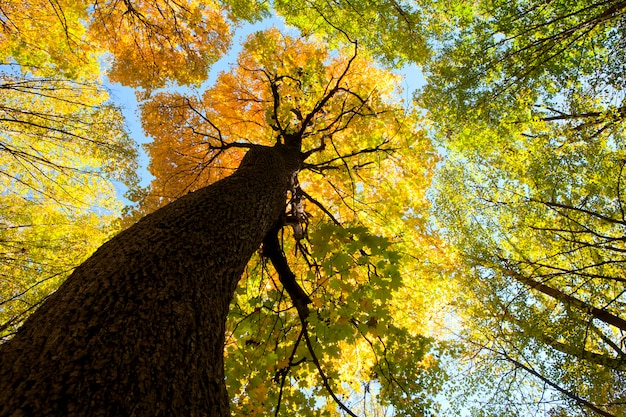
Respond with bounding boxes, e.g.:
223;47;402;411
0;145;300;417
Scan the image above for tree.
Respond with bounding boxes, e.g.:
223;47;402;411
0;28;452;416
419;0;626;414
130;28;454;416
0;6;139;337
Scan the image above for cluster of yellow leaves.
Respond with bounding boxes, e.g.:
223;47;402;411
1;0;135;335
1;0;240;90
89;0;232;90
0;75;138;337
0;0;97;78
274;0;431;66
0;197;120;338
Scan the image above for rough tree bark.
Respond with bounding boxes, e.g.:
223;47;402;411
0;144;301;417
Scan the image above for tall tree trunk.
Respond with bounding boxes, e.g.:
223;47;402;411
0;145;300;417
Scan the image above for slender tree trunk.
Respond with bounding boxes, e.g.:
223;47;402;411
0;145;300;417
503;267;626;332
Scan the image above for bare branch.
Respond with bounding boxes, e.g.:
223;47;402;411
300;189;342;226
501;351;618;417
274;328;305;417
262;223;312;321
302;325;359;417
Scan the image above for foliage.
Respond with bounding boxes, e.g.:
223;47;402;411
0;0;140;337
0;0;97;79
136;28;454;415
4;0;625;414
420;0;626;415
1;0;266;91
0;73;139;338
89;0;232;91
273;0;430;66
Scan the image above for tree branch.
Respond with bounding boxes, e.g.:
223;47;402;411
498;261;626;332
274;328;305;417
262;223;311;321
299;189;342;226
302;323;359;417
501;352;618;417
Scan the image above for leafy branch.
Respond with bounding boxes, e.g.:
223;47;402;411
262;222;360;417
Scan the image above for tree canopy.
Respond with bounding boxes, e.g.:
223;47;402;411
0;0;139;338
136;27;451;415
419;0;626;414
1;0;625;415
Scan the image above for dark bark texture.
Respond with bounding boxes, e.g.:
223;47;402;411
0;145;300;417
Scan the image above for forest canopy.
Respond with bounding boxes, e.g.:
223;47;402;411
1;0;625;416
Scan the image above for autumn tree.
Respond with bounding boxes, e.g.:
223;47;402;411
418;0;626;415
9;0;624;415
0;27;452;416
0;0;140;338
131;28;454;416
